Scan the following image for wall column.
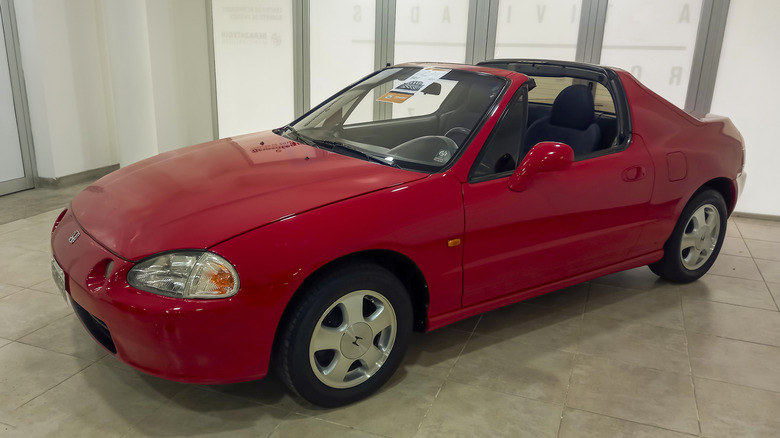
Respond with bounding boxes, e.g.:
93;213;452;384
100;0;159;167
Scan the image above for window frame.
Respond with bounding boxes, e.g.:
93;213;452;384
278;66;512;174
477;60;634;163
468;83;531;183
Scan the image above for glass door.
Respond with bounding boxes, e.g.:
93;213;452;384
494;0;582;61
211;0;296;137
599;0;703;108
309;0;376;107
0;0;34;196
393;0;471;64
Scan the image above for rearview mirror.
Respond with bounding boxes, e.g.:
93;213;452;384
421;82;441;95
508;142;574;192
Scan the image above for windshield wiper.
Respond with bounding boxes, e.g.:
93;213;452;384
311;140;401;169
366;154;403;169
309;139;347;150
277;124;311;144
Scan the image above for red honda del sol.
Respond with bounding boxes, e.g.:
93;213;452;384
51;60;746;406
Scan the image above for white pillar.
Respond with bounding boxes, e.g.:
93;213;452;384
100;0;159;167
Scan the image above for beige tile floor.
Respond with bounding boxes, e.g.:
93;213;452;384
1;195;780;437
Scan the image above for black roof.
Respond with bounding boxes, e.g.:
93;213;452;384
477;59;619;83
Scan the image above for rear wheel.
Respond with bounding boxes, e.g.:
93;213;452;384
276;263;412;407
649;189;727;283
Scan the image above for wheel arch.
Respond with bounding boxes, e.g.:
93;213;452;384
655;177;735;262
700;177;736;215
272;249;430;361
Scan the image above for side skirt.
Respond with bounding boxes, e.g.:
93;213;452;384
426;250;664;331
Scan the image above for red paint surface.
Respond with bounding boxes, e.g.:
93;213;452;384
52;63;745;383
71;132;427;261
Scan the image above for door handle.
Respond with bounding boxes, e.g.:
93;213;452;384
621;165;647;182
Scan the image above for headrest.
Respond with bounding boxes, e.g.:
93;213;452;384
550;84;595;130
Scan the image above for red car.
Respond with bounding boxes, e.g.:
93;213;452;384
51;60;745;407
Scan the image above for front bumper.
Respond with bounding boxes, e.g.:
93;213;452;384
51;209;286;384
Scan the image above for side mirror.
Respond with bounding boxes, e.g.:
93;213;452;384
508;142;574;192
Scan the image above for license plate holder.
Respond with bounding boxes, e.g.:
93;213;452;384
51;258;68;303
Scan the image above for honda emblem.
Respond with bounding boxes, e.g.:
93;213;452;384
68;230;80;244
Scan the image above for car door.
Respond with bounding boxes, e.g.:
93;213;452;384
461;92;654;307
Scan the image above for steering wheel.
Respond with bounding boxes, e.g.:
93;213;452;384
388;136;458;164
444;127;471;146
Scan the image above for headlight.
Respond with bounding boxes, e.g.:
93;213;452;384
127;251;240;299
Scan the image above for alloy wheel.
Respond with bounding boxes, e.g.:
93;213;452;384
680;203;720;270
308;290;397;389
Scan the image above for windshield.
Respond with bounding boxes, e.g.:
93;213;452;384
280;67;506;172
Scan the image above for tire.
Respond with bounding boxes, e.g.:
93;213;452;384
649;189;727;283
276;263;413;407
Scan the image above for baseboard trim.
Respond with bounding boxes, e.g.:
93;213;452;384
36;164;119;188
732;211;780;222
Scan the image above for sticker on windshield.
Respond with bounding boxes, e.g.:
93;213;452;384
378;67;450;104
433;149;451;163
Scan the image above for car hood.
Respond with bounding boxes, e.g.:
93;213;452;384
72;131;427;261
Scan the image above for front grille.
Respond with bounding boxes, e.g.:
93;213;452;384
71;299;117;354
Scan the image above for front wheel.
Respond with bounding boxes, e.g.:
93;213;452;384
276;263;412;407
649;189;727;283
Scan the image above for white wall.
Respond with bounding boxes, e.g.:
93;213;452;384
101;0;159;167
211;0;295;137
710;0;780;216
146;0;215;153
15;0;116;179
15;0;214;179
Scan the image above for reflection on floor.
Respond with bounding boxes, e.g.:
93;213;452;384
0;182;92;225
1;185;780;436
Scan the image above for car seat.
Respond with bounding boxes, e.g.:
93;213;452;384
524;84;601;157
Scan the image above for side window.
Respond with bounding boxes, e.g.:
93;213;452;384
593;84;616;114
525;75;620;159
527;76;573;105
527;76;615;114
469;87;528;181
